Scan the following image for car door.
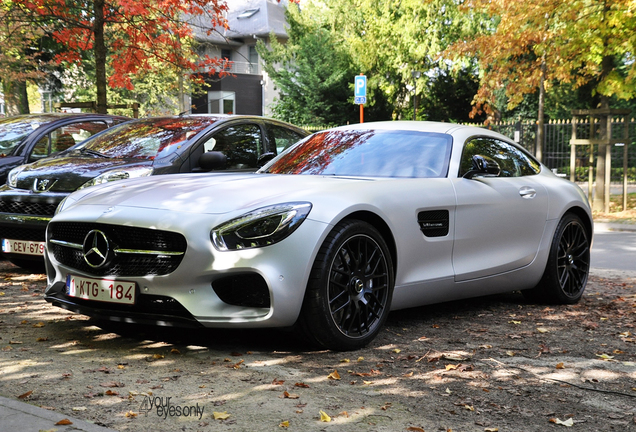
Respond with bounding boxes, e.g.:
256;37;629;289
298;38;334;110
451;136;549;282
187;122;264;172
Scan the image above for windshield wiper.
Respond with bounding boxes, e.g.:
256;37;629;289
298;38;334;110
80;148;110;158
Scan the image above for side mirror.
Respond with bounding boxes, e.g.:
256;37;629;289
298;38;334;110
257;152;276;167
199;151;227;171
463;155;500;179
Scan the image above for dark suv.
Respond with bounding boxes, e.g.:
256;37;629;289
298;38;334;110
0;114;308;270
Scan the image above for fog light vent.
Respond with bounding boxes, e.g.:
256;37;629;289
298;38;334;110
212;273;271;308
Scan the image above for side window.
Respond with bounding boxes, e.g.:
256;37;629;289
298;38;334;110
267;125;306;154
459;137;540;178
29;121;110;161
202;124;263;169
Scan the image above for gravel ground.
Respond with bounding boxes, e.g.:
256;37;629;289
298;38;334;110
0;260;635;432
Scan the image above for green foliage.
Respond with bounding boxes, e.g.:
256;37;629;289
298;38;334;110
257;5;357;126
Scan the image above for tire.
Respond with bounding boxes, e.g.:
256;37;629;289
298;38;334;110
523;213;590;304
298;220;394;351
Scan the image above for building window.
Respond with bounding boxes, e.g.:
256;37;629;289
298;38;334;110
221;49;232;61
249;46;259;73
208;91;235;114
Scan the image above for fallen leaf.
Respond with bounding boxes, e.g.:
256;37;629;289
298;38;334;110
506;351;516;357
484;428;499;432
403;371;414;377
213;411;230;420
464;405;475;411
417;336;428;341
327;370;341;380
153;354;164;359
550;417;574;427
509;320;522;325
393;348;401;353
340;358;350;363
556;362;565;369
596;354;614;360
319;410;331;422
55;419;73;425
17;390;33;399
125;411;138;418
170;348;181;354
282;391;299;399
445;364;460;371
72;407;87;411
105;390;119;396
32;322;45;328
9;340;23;344
279;420;290;428
357;357;364;362
295;382;310;388
407;427;425;432
36;337;48;342
537;327;549;333
100;381;124;388
272;378;285;385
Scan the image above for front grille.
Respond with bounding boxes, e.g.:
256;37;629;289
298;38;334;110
48;222;187;277
0;226;46;242
0;200;58;216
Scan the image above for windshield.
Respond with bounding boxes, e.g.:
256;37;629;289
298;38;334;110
261;129;453;178
0;116;50;156
75;117;217;160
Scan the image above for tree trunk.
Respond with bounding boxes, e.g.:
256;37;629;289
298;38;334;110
93;0;108;114
2;79;30;115
536;57;546;162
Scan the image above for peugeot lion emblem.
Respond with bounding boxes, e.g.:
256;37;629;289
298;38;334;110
82;230;110;268
32;178;58;193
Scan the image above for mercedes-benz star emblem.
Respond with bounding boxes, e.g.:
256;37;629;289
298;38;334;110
82;230;110;268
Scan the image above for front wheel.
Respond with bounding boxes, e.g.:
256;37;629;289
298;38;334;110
523;213;590;304
298;220;394;351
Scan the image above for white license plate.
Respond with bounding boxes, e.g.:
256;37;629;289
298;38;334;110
66;274;136;305
2;238;45;256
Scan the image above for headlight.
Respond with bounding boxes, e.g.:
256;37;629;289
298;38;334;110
7;165;26;187
211;202;312;251
77;166;153;190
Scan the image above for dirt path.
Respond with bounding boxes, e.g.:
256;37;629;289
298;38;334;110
0;260;635;431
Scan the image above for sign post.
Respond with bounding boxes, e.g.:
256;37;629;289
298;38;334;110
354;75;366;123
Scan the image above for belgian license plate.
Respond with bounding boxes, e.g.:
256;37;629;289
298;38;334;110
1;239;45;256
66;274;136;305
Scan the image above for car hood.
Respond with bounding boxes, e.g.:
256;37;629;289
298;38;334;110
64;173;376;215
14;156;153;192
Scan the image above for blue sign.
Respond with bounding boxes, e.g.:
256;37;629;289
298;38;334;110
354;75;367;104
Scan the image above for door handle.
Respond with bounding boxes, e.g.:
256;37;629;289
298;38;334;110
519;187;536;199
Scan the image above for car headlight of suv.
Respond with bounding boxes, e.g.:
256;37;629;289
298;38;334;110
211;202;312;251
7;165;26;187
77;166;154;190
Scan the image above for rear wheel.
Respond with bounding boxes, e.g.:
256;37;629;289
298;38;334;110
523;213;590;304
298;220;394;351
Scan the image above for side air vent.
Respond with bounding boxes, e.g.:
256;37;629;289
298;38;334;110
417;210;449;237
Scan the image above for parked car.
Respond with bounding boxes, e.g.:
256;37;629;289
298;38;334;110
0;115;308;270
0;113;129;184
44;121;592;350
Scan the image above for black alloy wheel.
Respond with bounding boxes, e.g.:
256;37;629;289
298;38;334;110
523;213;590;304
299;220;394;351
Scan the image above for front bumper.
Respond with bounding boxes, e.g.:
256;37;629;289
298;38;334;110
45;206;330;329
0;189;66;260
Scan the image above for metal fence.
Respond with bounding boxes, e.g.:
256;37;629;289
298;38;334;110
486;119;636;184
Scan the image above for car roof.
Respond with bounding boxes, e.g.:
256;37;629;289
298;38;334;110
330;120;508;139
0;113;128;124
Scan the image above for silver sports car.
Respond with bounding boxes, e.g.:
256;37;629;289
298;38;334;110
44;121;592;350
